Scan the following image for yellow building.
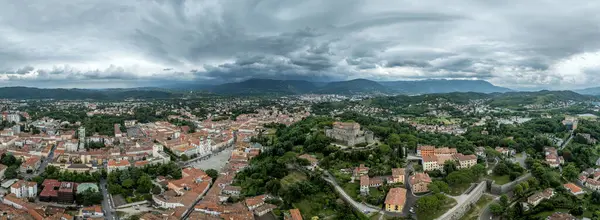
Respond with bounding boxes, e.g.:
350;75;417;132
385;187;407;213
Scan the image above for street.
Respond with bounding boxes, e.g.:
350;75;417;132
100;178;118;220
23;144;55;179
322;171;380;214
479;194;499;220
401;162;418;217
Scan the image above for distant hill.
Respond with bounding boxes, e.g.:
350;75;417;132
379;79;512;94
208;79;318;95
315;79;389;95
488;90;597;107
575;87;600;95
0;87;179;100
205;78;510;95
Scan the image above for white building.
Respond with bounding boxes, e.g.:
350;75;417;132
10;180;37;198
7;114;20;123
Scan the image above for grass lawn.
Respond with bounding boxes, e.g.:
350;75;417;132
489;174;511;185
281;171;307;187
342;182;360;200
459;194;494;220
417;197;457;220
448;183;471;196
370;188;384;198
293;193;337;218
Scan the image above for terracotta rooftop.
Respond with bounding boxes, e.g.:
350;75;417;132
564;183;582;194
392;168;405;177
289;209;303;220
410;172;432;185
384;187;407;206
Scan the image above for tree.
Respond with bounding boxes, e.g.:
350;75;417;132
136;175;153;193
4;166;18;179
489;203;504;216
443;160;458;174
493;163;509;176
500;194;509;207
206;169;218;180
1;154;17;166
429;181;450;194
562;163;579;181
152;185;162;194
265;179;282;195
514;184;523;197
181;154;189;161
76;188;103;206
378;144;392;155
122;179;135;189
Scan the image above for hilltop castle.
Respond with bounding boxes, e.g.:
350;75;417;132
326;122;374;146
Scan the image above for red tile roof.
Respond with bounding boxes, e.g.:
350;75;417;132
385;188;407;206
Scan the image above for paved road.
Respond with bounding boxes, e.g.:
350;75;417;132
23;144;56;179
322;171;380;214
100;178;118;220
479;194;500;220
402;162;418;217
560;132;574;150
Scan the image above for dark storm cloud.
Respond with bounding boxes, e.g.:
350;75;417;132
1;0;600;89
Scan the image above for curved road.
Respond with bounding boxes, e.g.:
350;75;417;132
323;171;380;214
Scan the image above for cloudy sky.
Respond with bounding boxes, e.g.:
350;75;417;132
1;0;600;89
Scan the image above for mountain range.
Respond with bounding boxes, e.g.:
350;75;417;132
202;78;512;95
2;78;599;99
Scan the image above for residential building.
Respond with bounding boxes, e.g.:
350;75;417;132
254;203;277;216
434;147;458;156
410;172;432;193
359;175;383;195
10;180;37;198
223;185;241;196
285;209;303;220
417;145;435;157
547;212;576;220
352;164;369;181
587;179;600;191
390;168;405;184
385;187;406;213
20;156;41;173
107;159;130;173
495;147;510;156
563;183;584;195
475;147;486;158
454;153;478;169
527;188;554;207
81;205;103;218
245;195;266;211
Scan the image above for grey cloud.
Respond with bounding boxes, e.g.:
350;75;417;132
1;0;600;89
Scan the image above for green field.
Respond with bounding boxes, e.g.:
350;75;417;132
489;174;511;185
342;182;360;200
460;194;494;220
281;171;307;187
293;193;337;218
417;197;457;220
